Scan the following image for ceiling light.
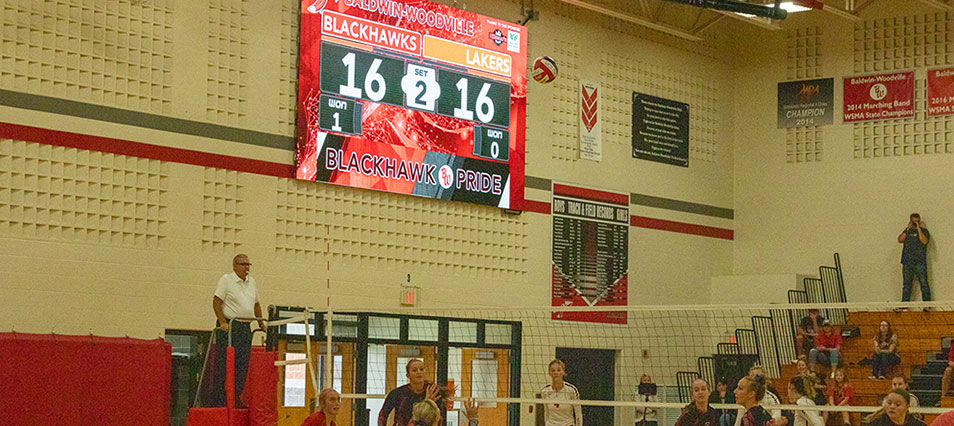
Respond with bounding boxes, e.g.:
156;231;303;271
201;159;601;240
735;1;811;17
780;2;812;12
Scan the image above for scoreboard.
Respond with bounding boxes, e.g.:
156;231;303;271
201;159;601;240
295;0;527;209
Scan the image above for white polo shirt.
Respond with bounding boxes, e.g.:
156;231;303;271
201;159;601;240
214;271;259;319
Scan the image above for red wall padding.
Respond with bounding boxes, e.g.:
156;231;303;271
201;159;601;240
246;348;278;426
0;332;171;426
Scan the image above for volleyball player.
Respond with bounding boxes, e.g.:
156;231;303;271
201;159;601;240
541;359;583;426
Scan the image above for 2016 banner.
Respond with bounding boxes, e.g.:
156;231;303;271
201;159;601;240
843;71;914;122
551;183;629;324
928;67;954;117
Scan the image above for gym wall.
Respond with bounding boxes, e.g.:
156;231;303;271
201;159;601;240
731;0;954;302
0;0;737;340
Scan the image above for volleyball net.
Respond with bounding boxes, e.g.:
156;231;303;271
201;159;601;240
275;301;954;425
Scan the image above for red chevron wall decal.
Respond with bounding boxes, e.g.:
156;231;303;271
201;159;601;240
581;86;599;132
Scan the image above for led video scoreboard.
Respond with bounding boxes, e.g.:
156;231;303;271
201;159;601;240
295;0;528;209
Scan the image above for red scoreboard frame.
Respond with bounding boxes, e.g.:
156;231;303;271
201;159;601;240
295;0;527;210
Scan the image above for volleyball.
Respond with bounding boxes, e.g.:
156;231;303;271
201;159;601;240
532;56;558;84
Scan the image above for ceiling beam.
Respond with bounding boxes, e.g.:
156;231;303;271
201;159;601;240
815;2;864;21
851;0;879;14
714;9;782;31
920;0;953;10
556;0;704;41
691;14;726;35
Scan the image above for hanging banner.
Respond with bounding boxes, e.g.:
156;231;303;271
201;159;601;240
927;67;954;117
843;71;914;122
551;183;629;324
777;78;834;128
579;80;602;161
632;92;690;167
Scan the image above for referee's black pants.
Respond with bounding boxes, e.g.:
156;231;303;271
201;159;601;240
211;320;251;407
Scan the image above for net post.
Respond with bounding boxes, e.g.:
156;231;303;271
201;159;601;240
354;314;370;426
304;308;319;410
325;306;333;390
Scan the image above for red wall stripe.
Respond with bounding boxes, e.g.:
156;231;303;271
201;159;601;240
552;183;629;206
630;215;734;240
522;200;551;214
0;122;733;240
0;123;296;178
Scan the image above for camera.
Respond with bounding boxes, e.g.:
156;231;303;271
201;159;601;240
638;382;657;396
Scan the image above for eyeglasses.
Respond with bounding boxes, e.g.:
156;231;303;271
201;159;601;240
236;262;252;266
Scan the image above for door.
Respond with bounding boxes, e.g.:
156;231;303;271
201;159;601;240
366;344;438;426
555;347;616;426
458;348;510;426
276;339;355;426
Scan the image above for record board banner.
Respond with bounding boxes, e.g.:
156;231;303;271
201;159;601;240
777;78;834;128
843;71;914;122
551;183;629;324
927;67;954;117
632;92;689;167
579;80;602;161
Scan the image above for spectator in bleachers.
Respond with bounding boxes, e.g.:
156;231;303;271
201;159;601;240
676;378;720;426
811;320;842;378
797;356;829;406
635;374;659;426
709;377;737;426
871;320;900;380
897;213;931;303
890;375;921;420
798;309;826;360
735;375;777;426
749;366;788;426
928;409;954;426
788;375;824;426
825;369;853;426
940;341;954;398
865;389;926;426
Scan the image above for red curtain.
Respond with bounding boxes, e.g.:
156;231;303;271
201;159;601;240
0;332;171;426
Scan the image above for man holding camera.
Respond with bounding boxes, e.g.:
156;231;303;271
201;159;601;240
897;213;931;302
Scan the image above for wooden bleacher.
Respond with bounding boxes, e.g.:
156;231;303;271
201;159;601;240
772;310;954;425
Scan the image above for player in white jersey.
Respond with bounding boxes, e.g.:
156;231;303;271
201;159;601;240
540;359;583;426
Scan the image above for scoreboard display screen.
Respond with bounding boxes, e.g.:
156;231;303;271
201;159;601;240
295;0;528;209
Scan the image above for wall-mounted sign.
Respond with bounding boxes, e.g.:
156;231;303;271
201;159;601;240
632;92;689;167
579;80;601;161
551;183;629;324
777;78;833;128
843;71;914;122
927;67;954;117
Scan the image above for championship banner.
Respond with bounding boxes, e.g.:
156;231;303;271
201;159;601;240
579;80;601;161
777;78;833;128
632;92;690;167
927;67;954;117
843;71;914;122
551;183;629;324
295;0;528;209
